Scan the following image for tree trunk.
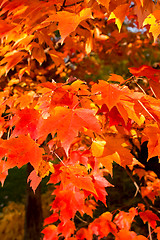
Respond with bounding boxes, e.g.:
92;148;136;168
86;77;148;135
24;163;43;240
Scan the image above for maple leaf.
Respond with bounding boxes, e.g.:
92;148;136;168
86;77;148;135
57;220;75;239
13;91;35;109
115;230;137;240
155;227;160;240
97;104;130;128
38;106;101;153
143;10;160;42
10;108;41;140
69;150;89;166
143;124;160;159
91;135;133;175
91;81;124;110
0;135;44;172
32;45;46;65
97;0;110;11
45;8;92;43
91;173;113;205
76;228;92;240
108;4;130;32
129;65;160;83
0;20;16;37
149;80;160;99
133;5;150;28
51;188;85;223
114;208;138;230
0;51;28;77
27;170;41;193
108;74;125;84
44;213;59;226
42;225;58;240
89;212;117;238
139;210;160;228
0;161;8;186
60;165;97;195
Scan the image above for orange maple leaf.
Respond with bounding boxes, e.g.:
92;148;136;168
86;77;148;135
52;188;85;223
45;8;92;42
91;81;124;110
38;106;101;153
91;135;133;175
27;170;41;193
89;212;117;238
115;229;138;240
108;4;130;32
0;135;44;172
114;208;138;230
60;165;97;195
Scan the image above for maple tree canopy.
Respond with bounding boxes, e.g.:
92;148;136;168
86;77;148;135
1;0;160;239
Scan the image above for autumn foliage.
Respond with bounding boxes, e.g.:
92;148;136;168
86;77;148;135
1;0;160;239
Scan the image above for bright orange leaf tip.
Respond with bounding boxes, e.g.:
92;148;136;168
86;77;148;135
0;51;28;77
108;74;125;84
155;227;160;240
42;225;58;240
108;4;130;32
135;0;144;8
0;161;8;186
27;170;41;193
115;229;148;240
115;230;136;240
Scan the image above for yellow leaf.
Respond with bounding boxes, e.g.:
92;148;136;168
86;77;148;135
143;11;160;42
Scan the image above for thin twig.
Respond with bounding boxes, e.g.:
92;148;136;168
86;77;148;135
150;86;157;98
148;222;153;240
75;214;88;224
60;0;67;10
125;168;151;210
125;167;141;197
53;151;67;166
62;0;84;8
138;100;157;122
135;82;146;95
